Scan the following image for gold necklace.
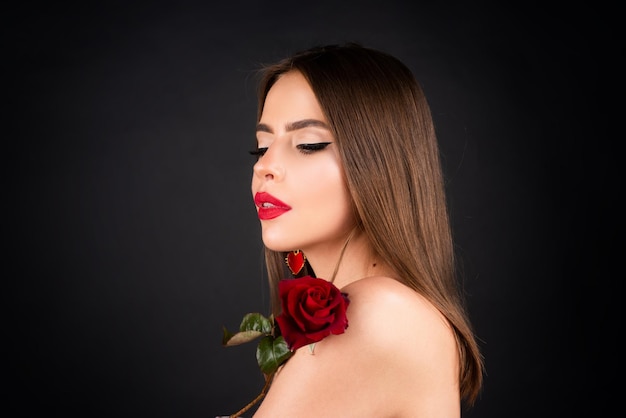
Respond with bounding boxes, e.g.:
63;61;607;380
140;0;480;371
329;227;358;284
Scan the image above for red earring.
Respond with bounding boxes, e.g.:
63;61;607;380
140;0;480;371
285;250;306;276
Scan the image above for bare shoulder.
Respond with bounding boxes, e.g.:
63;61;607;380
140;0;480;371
343;276;457;353
343;275;447;329
342;276;460;404
253;276;460;418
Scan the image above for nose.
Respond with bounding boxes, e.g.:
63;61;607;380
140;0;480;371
253;147;285;182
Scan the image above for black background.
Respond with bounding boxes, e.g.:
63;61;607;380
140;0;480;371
7;1;621;417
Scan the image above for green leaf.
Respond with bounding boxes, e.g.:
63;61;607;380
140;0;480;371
222;326;234;345
256;335;293;375
240;313;273;334
222;327;264;346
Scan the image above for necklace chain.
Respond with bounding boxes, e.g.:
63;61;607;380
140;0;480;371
329;227;357;283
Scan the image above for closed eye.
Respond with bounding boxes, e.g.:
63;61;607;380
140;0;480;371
249;147;268;159
297;142;332;154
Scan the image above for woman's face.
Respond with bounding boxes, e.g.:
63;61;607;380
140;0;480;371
251;71;354;253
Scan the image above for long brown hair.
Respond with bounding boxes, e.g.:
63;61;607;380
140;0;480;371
256;43;483;406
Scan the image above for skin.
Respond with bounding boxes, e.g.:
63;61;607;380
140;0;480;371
251;71;461;417
251;70;356;278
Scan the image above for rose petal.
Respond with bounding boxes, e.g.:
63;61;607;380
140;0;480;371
276;276;350;351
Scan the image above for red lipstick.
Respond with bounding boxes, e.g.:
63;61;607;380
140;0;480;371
254;192;292;220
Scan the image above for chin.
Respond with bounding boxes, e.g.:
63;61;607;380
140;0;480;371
261;228;299;252
261;235;289;252
262;242;292;252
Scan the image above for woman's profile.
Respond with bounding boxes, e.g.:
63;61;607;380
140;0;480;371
229;42;483;417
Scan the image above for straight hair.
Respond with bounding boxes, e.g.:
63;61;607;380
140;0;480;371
256;43;483;406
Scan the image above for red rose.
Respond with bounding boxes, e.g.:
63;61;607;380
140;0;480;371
275;276;350;351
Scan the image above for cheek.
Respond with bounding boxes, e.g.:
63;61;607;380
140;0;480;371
251;175;259;194
297;164;353;223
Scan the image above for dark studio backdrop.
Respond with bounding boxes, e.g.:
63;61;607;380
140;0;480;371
7;1;620;417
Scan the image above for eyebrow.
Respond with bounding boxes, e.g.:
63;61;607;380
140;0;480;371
256;119;330;133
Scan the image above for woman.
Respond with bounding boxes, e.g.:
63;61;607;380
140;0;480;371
249;43;483;417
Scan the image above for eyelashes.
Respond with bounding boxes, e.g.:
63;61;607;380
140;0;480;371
249;147;268;157
249;142;332;158
297;142;332;154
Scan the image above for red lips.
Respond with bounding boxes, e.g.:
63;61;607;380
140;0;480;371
254;192;292;220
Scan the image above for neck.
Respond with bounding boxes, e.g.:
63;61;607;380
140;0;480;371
327;227;357;283
302;229;392;289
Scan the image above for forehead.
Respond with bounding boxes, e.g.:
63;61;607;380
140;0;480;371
260;71;326;124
